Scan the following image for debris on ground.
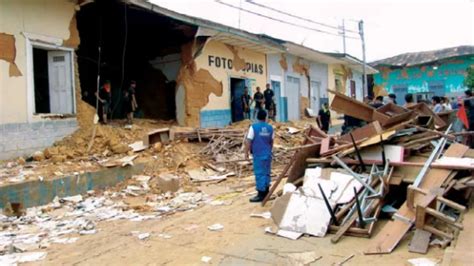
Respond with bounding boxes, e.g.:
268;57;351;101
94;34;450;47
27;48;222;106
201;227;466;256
264;90;474;257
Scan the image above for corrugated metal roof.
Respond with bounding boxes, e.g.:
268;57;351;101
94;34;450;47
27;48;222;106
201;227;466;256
371;45;474;67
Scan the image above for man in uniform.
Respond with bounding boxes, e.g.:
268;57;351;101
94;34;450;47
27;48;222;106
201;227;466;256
244;110;274;203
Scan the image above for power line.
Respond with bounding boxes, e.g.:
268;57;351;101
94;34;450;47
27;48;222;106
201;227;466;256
245;0;359;35
214;0;359;39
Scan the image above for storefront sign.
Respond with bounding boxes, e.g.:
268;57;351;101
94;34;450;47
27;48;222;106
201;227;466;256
208;55;263;74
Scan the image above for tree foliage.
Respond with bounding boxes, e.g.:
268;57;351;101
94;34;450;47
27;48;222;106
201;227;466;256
465;66;474;90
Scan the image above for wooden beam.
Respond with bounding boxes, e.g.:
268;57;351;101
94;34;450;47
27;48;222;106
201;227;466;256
328;89;375;122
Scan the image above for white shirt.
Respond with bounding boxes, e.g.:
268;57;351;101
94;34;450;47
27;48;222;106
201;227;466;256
247;125;275;140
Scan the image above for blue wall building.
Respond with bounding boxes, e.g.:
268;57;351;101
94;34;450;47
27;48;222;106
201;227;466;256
371;46;474;105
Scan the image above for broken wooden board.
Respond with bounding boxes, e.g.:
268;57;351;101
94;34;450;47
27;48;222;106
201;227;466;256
339;130;396;157
364;143;469;255
409;229;432;254
340;121;383;142
373;103;413;128
287;144;321;183
144;128;170;145
407;103;446;128
328;89;375;122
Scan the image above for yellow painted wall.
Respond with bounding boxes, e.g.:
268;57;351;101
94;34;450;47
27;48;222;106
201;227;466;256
195;40;267;110
0;0;76;124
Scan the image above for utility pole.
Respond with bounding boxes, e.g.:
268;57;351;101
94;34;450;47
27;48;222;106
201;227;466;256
238;0;242;29
359;20;368;97
341;19;346;54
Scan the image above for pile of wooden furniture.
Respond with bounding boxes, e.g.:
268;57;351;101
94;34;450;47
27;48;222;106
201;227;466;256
265;90;474;255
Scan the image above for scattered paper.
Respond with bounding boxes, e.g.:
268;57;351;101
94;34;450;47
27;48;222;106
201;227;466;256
207;223;224;231
407;257;438;266
158;233;172;239
137;233;150;240
201;256;212;263
250;212;271;219
129;141;148;152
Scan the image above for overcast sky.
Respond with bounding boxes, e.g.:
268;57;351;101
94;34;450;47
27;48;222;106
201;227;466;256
151;0;474;62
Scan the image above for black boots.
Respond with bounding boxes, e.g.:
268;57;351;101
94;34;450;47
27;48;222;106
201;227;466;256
249;188;269;203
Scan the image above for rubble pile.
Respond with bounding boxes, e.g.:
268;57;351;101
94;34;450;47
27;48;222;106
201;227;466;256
266;90;474;255
0;174;211;264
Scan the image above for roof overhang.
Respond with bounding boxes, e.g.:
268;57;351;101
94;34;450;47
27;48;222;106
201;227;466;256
336;55;378;74
127;0;285;54
196;27;283;54
283;42;341;64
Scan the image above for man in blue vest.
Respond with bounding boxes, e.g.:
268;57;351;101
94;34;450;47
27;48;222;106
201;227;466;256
244;109;274;202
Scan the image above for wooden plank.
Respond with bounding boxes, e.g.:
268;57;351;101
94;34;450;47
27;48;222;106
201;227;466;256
320;137;331;154
328;89;375;121
409;229;432;254
340;121;382;142
407;102;447;128
364;143;469;255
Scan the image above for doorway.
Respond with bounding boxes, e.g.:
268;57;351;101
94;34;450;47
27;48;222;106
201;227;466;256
271;80;282;122
310;80;321;111
230;77;246;122
286;76;300;121
33;47;74;114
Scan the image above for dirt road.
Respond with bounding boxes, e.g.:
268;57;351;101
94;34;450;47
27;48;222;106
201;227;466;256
27;188;445;266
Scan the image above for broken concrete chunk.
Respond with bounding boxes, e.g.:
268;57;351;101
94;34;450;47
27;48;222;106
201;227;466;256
51;155;67;163
32;151;45;161
153;142;163;152
111;143;131;154
157;173;180;192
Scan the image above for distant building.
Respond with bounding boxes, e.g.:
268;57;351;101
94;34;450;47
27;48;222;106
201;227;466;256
371;46;474;105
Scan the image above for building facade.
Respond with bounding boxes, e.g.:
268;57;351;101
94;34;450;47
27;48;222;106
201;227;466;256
0;0;372;160
371;46;474;105
0;0;79;160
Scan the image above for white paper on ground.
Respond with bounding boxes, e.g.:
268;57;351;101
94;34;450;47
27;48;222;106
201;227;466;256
207;223;224;231
250;212;271;219
276;229;303;240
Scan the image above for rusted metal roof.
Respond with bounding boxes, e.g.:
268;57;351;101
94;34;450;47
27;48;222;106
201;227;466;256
371;45;474;67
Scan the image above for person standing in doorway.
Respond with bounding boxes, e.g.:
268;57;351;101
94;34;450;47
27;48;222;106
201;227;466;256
317;103;331;133
263;83;275;120
124;80;138;126
95;80;112;124
252;86;264;120
244;110;274;203
241;87;252;120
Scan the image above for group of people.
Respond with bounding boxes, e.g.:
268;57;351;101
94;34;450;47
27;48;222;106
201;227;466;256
95;80;138;126
241;83;276;121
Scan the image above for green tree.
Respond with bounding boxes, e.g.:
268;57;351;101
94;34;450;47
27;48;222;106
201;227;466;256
465;66;474;90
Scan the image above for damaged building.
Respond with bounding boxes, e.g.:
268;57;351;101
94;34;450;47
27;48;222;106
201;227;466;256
370;45;474;105
0;0;371;160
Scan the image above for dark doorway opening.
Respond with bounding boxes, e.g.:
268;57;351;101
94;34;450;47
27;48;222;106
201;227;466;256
33;48;50;113
230;78;246;122
76;1;197;121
